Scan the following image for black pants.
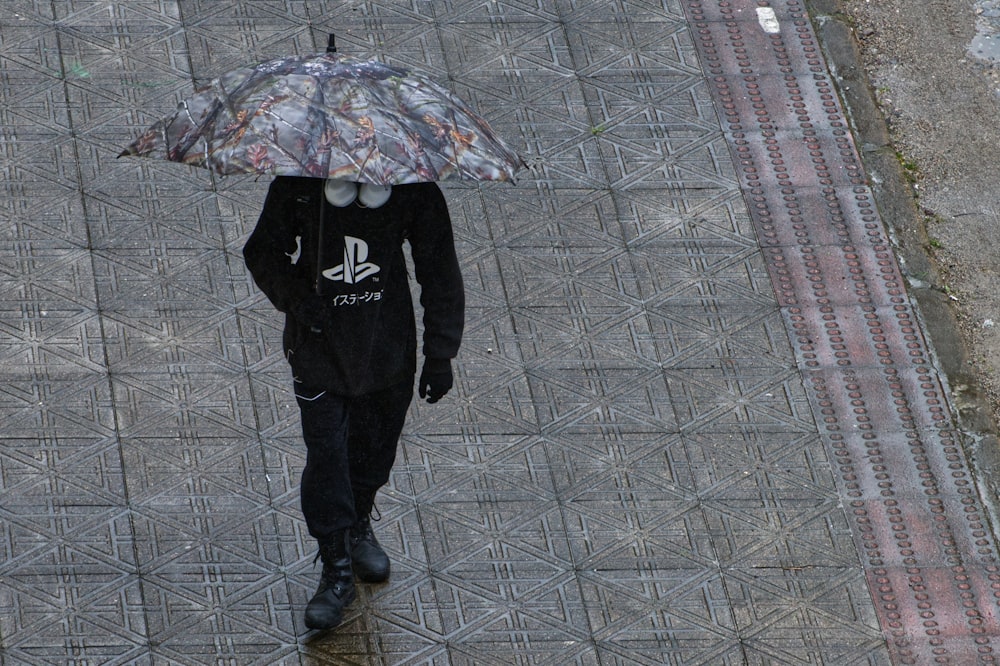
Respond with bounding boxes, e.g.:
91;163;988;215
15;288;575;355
294;379;413;543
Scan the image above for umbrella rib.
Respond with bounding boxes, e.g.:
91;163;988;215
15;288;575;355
313;74;339;178
345;64;392;183
414;80;475;177
225;69;326;175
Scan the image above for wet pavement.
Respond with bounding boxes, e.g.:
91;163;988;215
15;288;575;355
1;1;998;664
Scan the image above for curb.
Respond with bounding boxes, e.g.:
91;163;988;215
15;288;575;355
806;0;1000;520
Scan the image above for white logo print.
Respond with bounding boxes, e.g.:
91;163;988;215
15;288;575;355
322;236;380;284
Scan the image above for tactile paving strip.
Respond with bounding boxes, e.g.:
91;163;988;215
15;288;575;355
682;0;1000;662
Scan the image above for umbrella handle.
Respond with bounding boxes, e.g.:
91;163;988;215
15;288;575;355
315;195;326;295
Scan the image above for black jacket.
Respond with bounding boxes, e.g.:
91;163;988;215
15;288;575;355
243;177;464;396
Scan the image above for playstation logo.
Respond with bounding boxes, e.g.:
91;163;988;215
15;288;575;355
322;236;381;284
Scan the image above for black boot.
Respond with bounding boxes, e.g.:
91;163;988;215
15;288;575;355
304;531;356;631
350;516;390;583
350;488;390;583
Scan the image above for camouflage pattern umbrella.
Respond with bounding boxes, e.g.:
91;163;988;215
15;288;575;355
120;44;523;184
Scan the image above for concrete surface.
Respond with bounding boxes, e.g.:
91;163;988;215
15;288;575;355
0;0;997;664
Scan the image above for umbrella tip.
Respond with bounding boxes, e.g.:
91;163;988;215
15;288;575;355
326;34;337;53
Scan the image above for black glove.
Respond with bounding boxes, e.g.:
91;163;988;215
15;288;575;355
291;293;331;333
419;358;453;403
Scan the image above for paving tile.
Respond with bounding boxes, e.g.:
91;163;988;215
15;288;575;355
110;372;258;439
3;0;996;662
0;575;150;666
556;0;686;22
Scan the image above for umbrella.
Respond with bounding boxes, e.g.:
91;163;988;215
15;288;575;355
120;36;523;184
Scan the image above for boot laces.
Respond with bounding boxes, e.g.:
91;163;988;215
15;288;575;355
350;516;378;546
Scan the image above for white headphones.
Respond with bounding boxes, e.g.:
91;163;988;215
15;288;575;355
358;183;392;208
323;180;392;209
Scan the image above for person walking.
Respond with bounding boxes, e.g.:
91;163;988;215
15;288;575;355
243;176;464;631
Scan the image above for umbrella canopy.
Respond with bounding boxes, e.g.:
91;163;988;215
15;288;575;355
120;51;523;184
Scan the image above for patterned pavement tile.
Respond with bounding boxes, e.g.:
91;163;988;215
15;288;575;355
3;0;994;663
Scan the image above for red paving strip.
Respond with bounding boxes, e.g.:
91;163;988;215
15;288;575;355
682;0;1000;662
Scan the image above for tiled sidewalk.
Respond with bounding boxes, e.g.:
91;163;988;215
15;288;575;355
0;1;996;664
